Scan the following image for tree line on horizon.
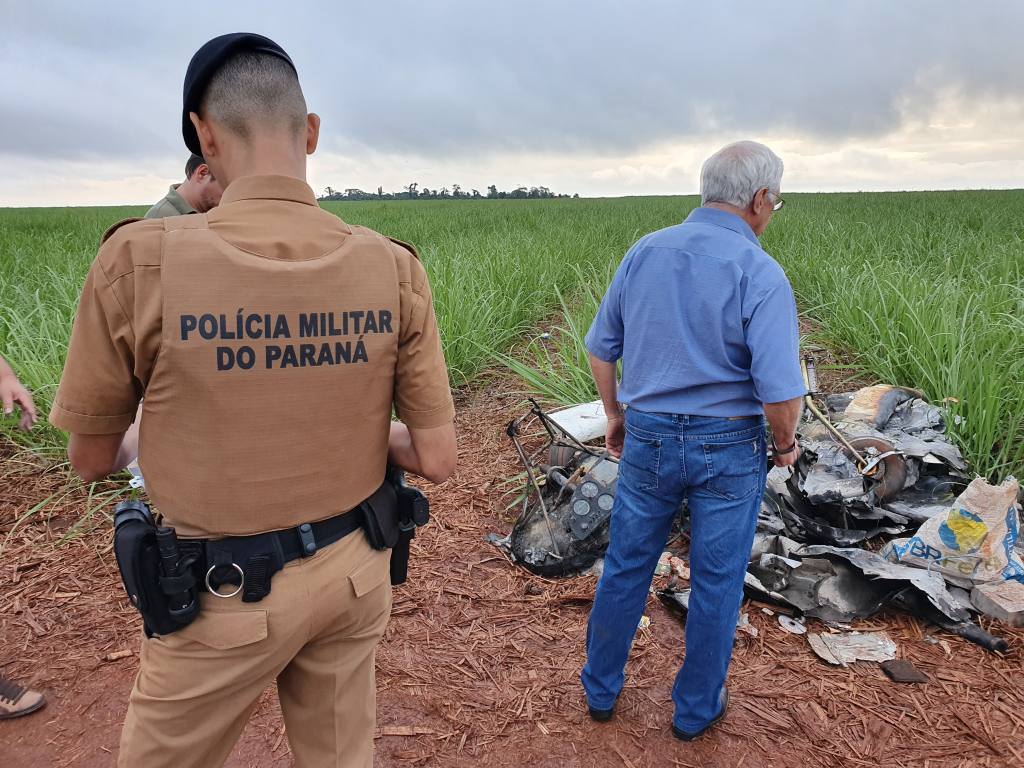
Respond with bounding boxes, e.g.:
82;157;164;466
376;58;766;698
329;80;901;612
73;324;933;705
318;183;579;201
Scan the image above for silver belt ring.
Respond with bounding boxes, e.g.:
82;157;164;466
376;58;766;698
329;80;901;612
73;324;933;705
205;563;244;599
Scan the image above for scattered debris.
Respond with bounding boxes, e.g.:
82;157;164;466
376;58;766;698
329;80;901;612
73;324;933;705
669;556;690;580
654;551;672;576
884;476;1023;588
746;534;968;624
652;553;691;580
126;459;145;489
736;612;759;638
744;534;1009;651
656;581;690;622
970;580;1024;626
807;631;897;666
546;400;608;443
746;535;890;622
778;615;807;635
947;584;975;614
764;380;969;547
637;615;651;631
493;387;1016;671
880;659;929;684
102;648;133;662
798;545;969;623
497;400;623;576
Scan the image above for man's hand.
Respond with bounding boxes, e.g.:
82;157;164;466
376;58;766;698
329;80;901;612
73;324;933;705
764;395;804;469
605;414;624;458
0;364;38;432
770;438;801;468
589;352;625;459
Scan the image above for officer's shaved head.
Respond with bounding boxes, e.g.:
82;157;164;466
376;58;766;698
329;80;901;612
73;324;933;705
200;51;308;141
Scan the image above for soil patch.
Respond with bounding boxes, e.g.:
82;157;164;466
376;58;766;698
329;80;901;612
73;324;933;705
2;378;1023;767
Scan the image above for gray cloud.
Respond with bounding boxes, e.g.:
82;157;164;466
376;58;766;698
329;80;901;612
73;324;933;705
2;1;1023;164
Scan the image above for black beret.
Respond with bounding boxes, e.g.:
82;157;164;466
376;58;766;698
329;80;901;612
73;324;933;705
182;33;296;156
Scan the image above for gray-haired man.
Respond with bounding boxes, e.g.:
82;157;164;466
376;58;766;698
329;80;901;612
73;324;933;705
581;141;805;740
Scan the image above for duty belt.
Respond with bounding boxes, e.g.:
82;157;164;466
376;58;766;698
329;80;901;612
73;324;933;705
180;509;363;602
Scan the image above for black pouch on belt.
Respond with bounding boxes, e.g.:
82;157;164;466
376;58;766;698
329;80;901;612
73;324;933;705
360;480;400;550
113;500;199;637
359;469;431;585
355;467;430;585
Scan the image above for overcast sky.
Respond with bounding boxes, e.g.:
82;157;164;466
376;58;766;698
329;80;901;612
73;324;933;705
2;1;1023;206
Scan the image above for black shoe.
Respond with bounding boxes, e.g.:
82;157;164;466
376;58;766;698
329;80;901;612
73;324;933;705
589;704;615;722
672;689;729;741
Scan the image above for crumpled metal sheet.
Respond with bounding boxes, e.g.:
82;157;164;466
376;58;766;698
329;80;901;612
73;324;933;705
807;631;897;666
760;385;969;547
746;534;894;622
799;545;970;623
744;534;1008;650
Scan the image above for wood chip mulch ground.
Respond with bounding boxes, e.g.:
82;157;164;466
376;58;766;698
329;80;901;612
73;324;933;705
2;377;1023;767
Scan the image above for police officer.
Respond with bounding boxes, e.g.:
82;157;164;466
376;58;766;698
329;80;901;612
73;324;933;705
145;153;224;218
49;33;457;768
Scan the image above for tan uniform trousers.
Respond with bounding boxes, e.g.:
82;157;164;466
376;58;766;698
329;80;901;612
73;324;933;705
118;529;392;768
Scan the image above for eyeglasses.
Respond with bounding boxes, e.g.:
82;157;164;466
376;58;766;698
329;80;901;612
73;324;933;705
768;190;785;212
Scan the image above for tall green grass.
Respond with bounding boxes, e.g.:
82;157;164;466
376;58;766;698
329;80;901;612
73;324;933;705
2;192;1023;480
510;191;1024;481
764;192;1024;480
318;199;671;385
0;206;144;454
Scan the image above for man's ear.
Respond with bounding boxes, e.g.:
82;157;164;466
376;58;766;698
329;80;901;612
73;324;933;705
196;164;211;181
306;113;321;155
751;187;769;215
190;112;216;159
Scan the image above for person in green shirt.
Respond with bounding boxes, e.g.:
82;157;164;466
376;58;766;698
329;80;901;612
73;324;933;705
145;153;223;218
121;156;224;472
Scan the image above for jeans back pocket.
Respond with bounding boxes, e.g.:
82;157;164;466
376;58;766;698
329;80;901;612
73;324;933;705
621;424;662;492
702;435;761;500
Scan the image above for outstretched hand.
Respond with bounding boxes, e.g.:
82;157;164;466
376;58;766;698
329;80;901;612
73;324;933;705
1;372;38;431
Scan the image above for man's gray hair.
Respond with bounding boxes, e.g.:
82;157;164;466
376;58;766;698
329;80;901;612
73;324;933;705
200;51;307;140
700;141;784;208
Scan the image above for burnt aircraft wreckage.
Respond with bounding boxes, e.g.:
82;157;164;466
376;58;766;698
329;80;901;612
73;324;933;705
496;363;969;576
496;399;622;577
490;361;1007;648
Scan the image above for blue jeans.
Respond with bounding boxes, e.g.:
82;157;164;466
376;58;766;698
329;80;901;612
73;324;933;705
581;408;767;732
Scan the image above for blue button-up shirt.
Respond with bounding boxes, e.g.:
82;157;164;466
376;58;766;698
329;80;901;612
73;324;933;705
585;207;805;416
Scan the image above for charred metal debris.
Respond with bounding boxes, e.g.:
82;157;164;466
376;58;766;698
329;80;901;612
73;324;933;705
490;358;1022;652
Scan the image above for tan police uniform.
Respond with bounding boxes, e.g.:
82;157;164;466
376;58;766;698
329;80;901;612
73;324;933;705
50;174;455;768
144;183;196;218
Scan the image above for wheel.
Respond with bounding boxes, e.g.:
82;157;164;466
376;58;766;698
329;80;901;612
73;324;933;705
846;436;907;502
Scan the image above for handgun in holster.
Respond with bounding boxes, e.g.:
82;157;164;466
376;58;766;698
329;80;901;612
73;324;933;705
359;466;430;585
113;500;200;637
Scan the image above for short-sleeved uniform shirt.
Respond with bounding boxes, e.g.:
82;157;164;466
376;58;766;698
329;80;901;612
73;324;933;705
585;206;804;416
51;175;455;537
144;184;195;219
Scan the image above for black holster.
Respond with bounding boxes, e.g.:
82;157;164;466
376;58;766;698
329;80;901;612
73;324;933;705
113;500;200;637
360;467;430;585
112;469;430;639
